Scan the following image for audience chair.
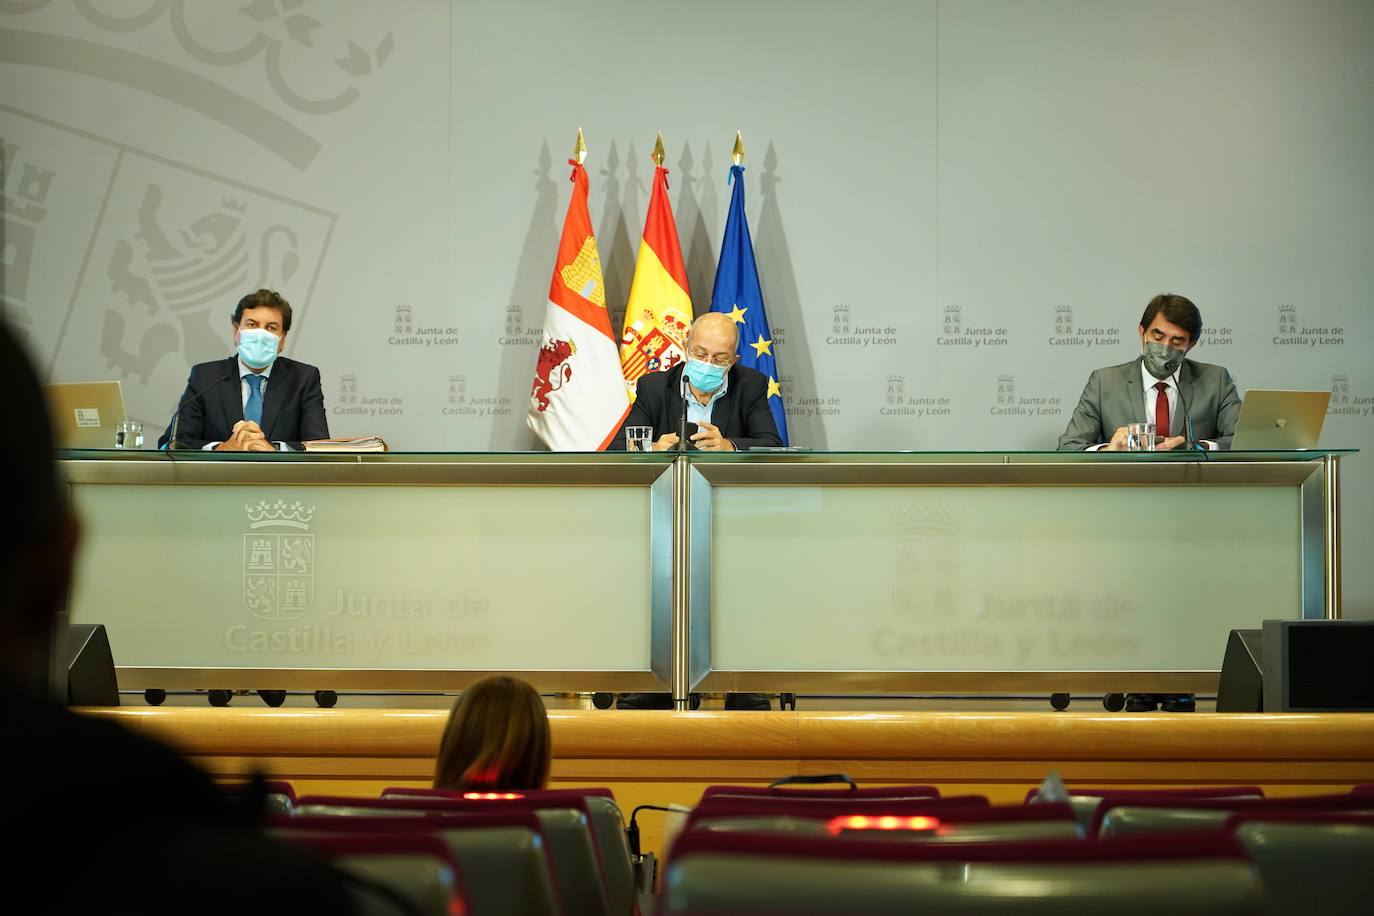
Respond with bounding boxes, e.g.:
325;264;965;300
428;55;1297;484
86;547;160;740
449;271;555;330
662;829;1261;915
1094;792;1374;838
287;834;468;916
275;811;561;916
296;795;612;916
382;785;634;913
1026;786;1264;829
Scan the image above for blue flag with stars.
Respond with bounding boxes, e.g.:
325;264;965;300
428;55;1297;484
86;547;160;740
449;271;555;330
709;164;788;444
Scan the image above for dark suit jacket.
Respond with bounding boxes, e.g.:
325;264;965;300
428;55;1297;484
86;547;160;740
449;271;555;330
159;356;329;450
1058;357;1243;450
609;363;783;450
4;680;357;913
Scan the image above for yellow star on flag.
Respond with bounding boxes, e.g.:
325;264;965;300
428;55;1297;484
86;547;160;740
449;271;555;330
726;304;748;325
749;334;773;357
767;376;782;399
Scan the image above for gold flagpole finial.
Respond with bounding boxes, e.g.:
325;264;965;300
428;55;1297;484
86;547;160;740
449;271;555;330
651;131;665;167
573;127;587;165
732;131;744;166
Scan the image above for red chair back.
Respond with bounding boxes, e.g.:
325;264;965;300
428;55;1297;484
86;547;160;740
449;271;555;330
702;784;939;800
685;795;990;833
383;786;615;802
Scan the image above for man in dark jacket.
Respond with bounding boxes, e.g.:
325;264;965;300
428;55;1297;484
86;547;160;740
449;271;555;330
610;312;781;451
160;288;329;451
1;320;361;913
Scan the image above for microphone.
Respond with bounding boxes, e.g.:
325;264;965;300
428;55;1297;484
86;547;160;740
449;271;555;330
162;369;234;450
1172;361;1204;454
677;372;690;452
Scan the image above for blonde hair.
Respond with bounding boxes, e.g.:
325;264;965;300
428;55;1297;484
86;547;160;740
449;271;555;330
433;675;551;791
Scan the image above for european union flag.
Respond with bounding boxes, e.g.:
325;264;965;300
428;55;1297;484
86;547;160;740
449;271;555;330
709;164;788;444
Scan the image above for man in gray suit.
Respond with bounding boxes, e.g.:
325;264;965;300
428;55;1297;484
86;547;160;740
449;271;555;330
1059;294;1241;714
1058;293;1242;452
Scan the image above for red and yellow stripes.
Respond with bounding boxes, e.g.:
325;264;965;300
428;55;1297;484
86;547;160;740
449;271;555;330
619;165;693;396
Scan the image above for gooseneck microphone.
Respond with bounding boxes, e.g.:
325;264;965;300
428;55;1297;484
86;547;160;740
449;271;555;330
677;372;690;452
1172;361;1205;455
162;370;234;451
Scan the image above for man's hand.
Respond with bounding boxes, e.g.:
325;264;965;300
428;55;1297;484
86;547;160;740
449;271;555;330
1156;435;1187;451
651;432;680;451
215;420;276;452
1102;426;1131;451
691;421;735;451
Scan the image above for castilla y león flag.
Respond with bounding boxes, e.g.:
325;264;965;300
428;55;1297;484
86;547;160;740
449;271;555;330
526;159;630;450
618;162;692;398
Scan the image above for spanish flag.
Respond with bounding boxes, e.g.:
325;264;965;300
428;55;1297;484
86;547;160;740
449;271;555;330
526;150;631;451
619;141;692;398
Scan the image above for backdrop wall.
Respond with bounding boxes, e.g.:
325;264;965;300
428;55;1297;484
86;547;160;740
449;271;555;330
3;0;1371;616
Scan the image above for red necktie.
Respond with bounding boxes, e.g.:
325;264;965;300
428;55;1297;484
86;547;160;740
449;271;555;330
1154;381;1170;438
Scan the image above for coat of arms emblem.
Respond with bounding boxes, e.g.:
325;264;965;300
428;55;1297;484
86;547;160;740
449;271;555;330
243;500;315;620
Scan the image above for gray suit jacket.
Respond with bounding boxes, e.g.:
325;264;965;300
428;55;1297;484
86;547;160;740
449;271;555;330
1058;357;1242;450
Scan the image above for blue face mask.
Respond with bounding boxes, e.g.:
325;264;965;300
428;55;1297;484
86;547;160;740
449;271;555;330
685;357;728;393
237;328;281;369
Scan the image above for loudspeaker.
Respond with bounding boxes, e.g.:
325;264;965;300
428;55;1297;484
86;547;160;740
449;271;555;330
65;623;119;706
1216;628;1264;712
1263;619;1374;712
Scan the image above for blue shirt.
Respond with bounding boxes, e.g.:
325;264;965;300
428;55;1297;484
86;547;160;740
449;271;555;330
683;372;729;427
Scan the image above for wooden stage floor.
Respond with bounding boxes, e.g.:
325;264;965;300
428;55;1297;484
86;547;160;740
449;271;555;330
85;706;1374;859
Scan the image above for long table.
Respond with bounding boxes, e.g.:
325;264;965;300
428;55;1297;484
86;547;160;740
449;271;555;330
60;449;1351;706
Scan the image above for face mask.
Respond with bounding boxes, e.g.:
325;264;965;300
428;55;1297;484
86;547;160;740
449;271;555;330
685;357;728;393
1142;340;1186;380
237;328;281;369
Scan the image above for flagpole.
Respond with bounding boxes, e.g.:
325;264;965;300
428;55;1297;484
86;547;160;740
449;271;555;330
732;130;744;166
652;131;665;167
573;126;587;165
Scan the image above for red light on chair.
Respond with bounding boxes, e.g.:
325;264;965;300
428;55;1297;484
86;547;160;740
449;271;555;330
460;792;525;800
827;814;940;835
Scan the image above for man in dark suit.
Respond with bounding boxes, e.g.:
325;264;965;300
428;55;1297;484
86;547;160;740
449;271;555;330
0;320;363;913
612;313;781;712
610;312;782;451
160;288;329;451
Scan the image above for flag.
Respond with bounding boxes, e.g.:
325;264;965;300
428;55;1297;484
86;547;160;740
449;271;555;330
619;161;692;397
709;164;788;444
526;158;630;450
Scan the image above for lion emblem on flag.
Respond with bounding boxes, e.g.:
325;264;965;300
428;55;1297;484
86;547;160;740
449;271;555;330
531;337;577;412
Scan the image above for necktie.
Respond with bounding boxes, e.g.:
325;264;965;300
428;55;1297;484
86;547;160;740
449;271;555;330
1154;381;1170;438
244;373;264;426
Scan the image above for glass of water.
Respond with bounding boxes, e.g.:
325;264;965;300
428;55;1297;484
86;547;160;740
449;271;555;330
1125;421;1156;452
625;426;653;452
115;419;144;449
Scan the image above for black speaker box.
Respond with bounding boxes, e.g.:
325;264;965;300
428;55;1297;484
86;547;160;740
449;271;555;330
1216;628;1263;712
65;623;119;706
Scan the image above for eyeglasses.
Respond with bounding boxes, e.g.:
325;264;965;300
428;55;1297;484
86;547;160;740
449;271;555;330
688;347;735;368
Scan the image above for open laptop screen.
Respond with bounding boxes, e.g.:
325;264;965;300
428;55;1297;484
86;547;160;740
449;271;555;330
44;381;128;449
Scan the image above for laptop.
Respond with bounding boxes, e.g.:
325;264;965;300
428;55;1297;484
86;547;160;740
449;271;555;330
1230;389;1330;450
44;381;129;448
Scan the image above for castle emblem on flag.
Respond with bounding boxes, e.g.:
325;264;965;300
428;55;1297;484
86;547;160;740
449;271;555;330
531;337;577;412
559;237;607;306
243;500;315;621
